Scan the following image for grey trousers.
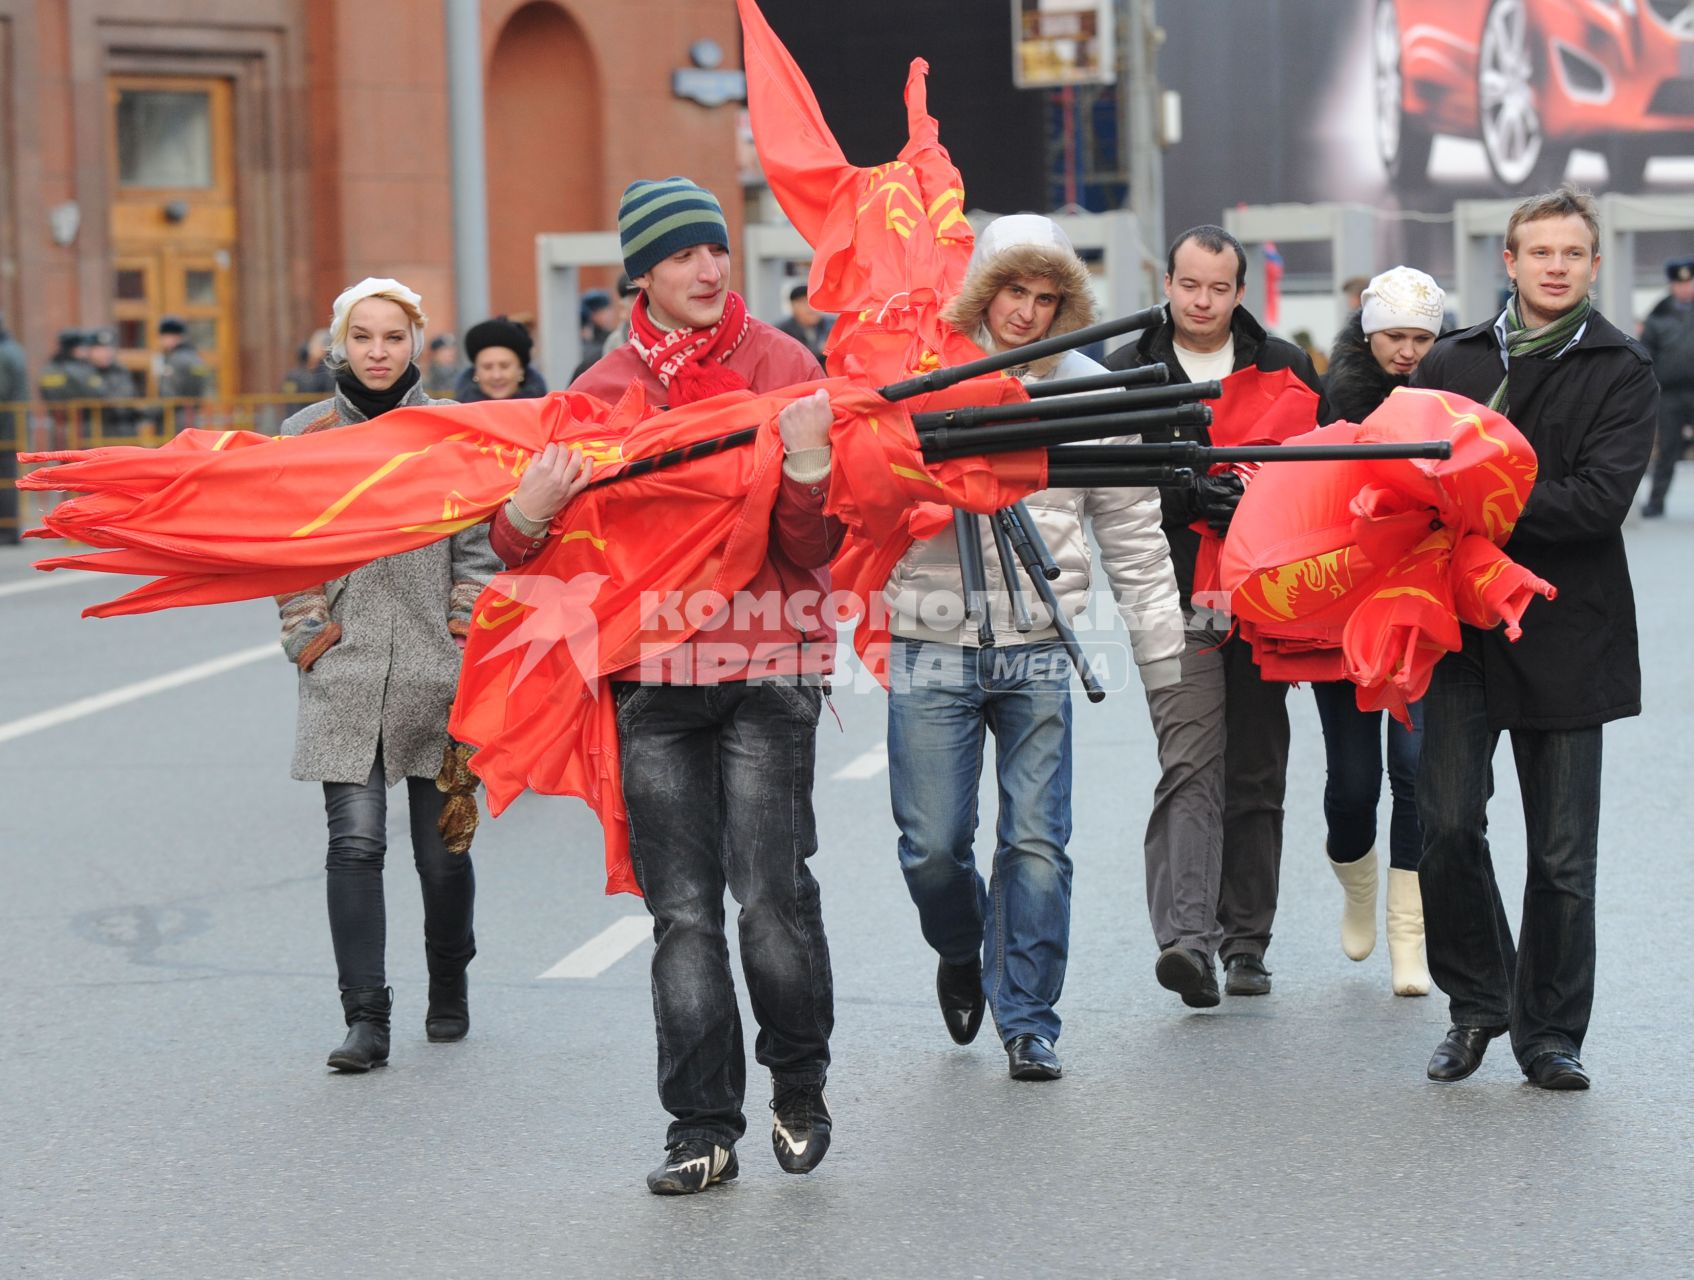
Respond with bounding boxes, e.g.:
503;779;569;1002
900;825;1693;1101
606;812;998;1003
1142;626;1290;962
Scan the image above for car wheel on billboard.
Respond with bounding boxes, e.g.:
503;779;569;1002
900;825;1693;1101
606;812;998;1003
1477;0;1568;189
1374;0;1432;184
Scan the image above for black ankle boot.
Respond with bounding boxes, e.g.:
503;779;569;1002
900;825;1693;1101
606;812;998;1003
425;970;469;1043
327;986;392;1073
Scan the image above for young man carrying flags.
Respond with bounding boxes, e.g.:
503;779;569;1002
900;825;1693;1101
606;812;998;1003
489;177;841;1194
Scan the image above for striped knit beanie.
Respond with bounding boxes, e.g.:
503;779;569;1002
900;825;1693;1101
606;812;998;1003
618;177;730;280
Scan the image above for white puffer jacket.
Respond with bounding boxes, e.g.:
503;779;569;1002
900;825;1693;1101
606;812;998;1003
882;216;1185;691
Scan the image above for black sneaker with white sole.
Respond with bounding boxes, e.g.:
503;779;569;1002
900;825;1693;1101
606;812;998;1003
646;1139;738;1195
770;1080;832;1174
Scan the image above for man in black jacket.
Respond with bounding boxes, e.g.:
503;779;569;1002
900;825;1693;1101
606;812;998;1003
1412;186;1657;1092
1104;225;1325;1005
1641;256;1694;517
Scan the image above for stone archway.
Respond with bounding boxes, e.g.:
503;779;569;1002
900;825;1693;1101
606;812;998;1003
485;1;603;324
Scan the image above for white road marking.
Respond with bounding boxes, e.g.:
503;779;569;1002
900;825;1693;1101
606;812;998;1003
537;915;652;979
832;741;888;780
0;643;277;745
0;572;94;599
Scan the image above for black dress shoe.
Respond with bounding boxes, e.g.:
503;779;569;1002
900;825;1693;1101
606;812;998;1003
1525;1050;1591;1091
936;956;985;1045
1426;1024;1508;1082
1005;1034;1062;1081
1154;946;1220;1008
1223;954;1272;996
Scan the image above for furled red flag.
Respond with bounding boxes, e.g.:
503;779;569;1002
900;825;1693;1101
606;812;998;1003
1220;386;1551;722
21;392;633;615
740;0;1044;681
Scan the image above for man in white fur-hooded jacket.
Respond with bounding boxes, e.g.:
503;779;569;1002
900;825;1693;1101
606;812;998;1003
883;214;1184;1082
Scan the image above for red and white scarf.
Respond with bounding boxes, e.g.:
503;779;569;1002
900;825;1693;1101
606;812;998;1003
628;290;752;405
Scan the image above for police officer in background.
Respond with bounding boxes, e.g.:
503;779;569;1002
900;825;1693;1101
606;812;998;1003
1642;256;1694;518
39;329;98;404
0;313;26;546
86;327;141;437
156;316;210;400
282;329;335;404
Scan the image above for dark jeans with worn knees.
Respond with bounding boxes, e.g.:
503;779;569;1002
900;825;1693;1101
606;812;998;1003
1217;633;1290;962
322;750;476;991
1313;682;1425;870
1417;638;1601;1067
618;681;834;1149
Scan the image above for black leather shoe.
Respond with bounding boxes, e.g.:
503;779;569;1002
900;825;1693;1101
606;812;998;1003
1426;1024;1507;1082
1223;954;1272;996
936;957;985;1045
426;971;470;1043
1154;946;1220;1008
1005;1034;1062;1081
1525;1050;1591;1091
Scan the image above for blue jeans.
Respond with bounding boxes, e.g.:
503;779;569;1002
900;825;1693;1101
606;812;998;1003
617;681;834;1148
321;748;475;991
1417;635;1602;1068
887;639;1074;1045
1312;683;1425;870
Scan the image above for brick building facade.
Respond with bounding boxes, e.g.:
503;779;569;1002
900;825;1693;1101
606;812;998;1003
0;0;744;395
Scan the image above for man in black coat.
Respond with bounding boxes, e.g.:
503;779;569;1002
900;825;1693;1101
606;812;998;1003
1412;186;1657;1092
1103;225;1325;1006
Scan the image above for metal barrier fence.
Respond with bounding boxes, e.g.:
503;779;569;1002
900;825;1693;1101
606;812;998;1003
0;394;319;542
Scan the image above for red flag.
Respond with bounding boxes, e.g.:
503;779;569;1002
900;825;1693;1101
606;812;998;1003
1221;387;1550;720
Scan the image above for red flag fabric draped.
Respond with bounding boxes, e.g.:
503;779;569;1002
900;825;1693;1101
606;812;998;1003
1220;386;1551;722
21;392;634;616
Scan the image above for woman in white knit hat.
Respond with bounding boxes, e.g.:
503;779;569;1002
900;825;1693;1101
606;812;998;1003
275;277;509;1072
1315;265;1447;997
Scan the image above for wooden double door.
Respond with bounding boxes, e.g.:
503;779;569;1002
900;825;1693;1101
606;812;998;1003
107;74;238;397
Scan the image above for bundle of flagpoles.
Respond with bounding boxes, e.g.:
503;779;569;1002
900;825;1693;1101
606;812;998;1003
599;309;1452;701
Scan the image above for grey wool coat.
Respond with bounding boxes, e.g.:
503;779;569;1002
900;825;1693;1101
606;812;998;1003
278;381;501;786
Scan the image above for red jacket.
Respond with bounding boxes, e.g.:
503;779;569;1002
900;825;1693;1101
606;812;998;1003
489;317;843;681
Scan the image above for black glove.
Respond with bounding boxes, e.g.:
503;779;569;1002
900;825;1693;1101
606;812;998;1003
1194;471;1245;534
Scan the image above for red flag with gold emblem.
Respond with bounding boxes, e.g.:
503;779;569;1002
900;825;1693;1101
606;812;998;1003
1220;387;1551;721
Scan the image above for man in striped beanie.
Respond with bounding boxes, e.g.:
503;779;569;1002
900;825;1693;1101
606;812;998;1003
488;176;842;1196
569;176;821;408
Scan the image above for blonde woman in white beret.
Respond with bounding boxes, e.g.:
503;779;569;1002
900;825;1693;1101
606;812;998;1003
1314;266;1447;997
276;278;503;1073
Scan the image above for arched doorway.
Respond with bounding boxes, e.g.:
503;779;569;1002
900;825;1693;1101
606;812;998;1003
485;1;603;328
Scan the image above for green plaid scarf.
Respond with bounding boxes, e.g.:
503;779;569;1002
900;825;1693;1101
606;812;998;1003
1487;294;1591;414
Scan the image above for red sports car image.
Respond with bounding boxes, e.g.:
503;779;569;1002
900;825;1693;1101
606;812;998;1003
1375;0;1694;188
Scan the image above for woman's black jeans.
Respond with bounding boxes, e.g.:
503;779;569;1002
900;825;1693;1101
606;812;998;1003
322;749;476;991
1312;681;1425;871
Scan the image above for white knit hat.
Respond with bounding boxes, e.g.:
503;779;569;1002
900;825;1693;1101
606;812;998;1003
1360;266;1445;335
327;277;427;367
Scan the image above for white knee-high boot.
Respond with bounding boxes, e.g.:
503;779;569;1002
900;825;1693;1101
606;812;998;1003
1386;867;1431;996
1328;846;1378;961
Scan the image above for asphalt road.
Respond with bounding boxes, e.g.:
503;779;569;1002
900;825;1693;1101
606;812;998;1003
3;477;1692;1278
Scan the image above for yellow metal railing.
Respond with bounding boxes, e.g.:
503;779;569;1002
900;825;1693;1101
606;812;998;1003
0;394;323;538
